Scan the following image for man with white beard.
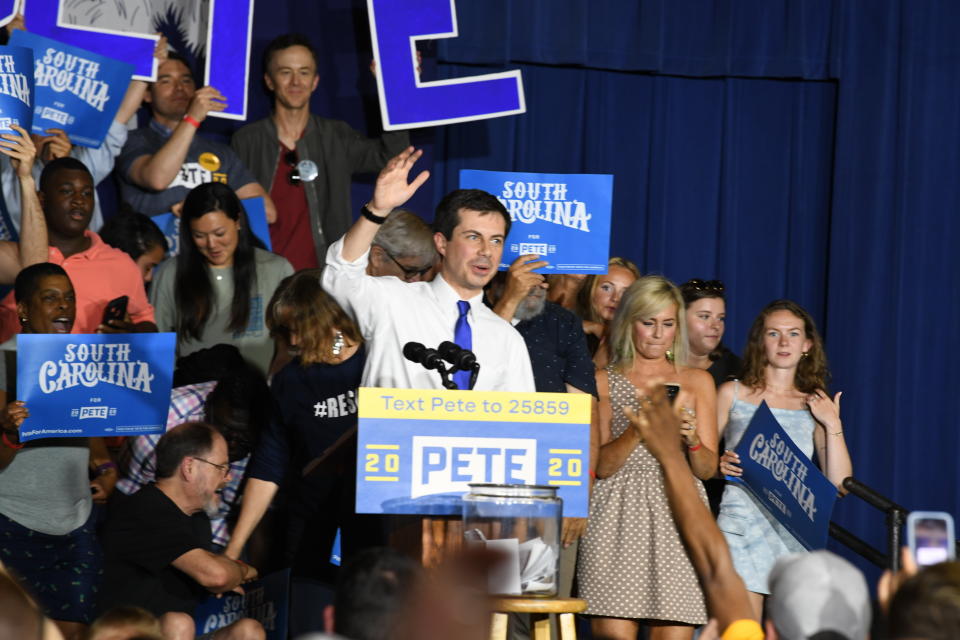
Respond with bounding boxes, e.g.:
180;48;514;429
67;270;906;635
99;422;265;640
488;255;599;626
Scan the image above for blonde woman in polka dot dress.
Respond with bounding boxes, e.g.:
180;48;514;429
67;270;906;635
577;275;719;640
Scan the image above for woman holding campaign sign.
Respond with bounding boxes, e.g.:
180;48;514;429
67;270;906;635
716;300;852;617
578;275;718;640
150;182;293;375
576;256;640;368
0;263;106;640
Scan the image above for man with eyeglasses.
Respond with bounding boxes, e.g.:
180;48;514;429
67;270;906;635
117;51;275;224
233;33;409;271
367;209;437;282
99;422;264;640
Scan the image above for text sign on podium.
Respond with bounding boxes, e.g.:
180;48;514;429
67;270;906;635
356;388;591;517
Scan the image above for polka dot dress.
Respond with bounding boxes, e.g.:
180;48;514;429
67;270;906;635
577;369;708;624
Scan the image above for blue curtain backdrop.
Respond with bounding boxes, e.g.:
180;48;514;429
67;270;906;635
220;0;956;580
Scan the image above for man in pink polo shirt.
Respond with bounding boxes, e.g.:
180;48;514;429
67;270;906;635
0;157;157;340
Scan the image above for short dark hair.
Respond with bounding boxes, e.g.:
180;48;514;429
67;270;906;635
334;547;421;640
14;263;69;303
433;189;511;240
99;212;168;261
38;156;92;192
262;33;318;73
155;422;218;479
889;562;960;640
162;50;195;81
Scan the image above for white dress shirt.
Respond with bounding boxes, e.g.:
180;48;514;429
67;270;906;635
323;237;536;392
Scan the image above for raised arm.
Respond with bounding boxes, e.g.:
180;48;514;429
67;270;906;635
492;254;548;322
0;126;45;283
127;86;226;192
627;381;757;631
340;147;429;262
809;389;853;491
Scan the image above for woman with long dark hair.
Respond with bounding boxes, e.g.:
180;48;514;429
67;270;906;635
150;182;293;374
716;300;852;617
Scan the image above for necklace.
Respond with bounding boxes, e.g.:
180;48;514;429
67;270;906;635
331;331;345;357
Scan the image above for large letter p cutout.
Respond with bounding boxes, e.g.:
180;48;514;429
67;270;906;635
368;0;525;130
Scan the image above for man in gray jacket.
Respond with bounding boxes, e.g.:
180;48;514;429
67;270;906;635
232;34;409;271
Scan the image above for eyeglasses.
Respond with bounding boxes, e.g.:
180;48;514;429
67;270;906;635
192;456;230;477
682;279;725;295
383;250;432;281
284;150;302;185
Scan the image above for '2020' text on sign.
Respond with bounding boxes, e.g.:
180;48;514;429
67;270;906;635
356;388;591;516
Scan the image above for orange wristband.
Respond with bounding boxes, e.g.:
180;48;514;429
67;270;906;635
2;431;23;449
687;443;702;452
183;114;200;129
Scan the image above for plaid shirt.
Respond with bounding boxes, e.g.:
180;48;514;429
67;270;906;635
117;381;248;547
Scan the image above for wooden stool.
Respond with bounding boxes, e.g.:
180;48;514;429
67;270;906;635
489;597;587;640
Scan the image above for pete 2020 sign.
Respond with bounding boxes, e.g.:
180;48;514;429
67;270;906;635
16;333;175;441
9;30;134;147
0;0;523;127
460;170;613;274
731;401;838;550
357;388;591;517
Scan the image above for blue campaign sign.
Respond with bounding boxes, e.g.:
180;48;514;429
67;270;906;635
732;401;838;550
357;388;591;517
194;569;290;640
0;46;33;134
152;196;271;259
9;31;134;148
16;333;176;442
367;0;525;130
460;170;613;274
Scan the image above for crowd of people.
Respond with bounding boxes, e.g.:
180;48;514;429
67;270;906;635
0;20;955;640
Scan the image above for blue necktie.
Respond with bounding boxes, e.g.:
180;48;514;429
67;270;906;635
454;300;472;390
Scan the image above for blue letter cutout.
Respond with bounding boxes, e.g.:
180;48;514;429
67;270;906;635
368;0;525;130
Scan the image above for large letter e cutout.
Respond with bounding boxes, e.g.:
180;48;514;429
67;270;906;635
368;0;525;131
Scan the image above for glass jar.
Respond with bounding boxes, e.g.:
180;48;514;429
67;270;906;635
462;483;562;597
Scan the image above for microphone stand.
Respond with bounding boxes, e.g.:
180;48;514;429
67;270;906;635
437;362;459;390
468;363;480;391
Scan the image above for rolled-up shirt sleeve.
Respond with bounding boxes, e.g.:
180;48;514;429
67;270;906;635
322;236;392;337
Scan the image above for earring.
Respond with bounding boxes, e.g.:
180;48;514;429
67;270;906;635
801;351;808;358
665;349;674;362
331;331;345;357
18;316;26;326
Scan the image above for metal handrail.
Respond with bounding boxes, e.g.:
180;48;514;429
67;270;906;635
828;476;909;571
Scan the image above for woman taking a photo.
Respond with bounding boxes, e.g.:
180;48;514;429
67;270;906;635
575;257;639;368
679;278;742;386
716;300;852;617
150;182;293;375
578;275;718;640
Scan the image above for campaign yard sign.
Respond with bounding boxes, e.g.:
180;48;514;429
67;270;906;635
356;388;591;517
194;569;290;640
731;401;838;550
0;46;33;134
459;170;612;274
9;31;134;148
16;333;175;442
153;196;272;259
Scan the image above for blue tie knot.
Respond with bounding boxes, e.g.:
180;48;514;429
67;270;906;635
457;300;470;318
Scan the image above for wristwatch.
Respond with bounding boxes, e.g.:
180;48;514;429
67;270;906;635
361;204;388;225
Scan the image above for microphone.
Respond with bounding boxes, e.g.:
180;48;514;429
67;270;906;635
438;341;477;371
403;342;445;371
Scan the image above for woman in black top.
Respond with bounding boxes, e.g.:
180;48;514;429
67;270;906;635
680;279;742;386
225;271;368;575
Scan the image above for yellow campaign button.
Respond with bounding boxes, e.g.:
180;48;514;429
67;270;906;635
198;152;221;172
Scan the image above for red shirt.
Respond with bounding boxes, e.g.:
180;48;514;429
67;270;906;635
0;231;155;341
269;142;318;271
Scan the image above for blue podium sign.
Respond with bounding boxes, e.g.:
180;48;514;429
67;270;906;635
194;569;290;640
459;170;612;274
0;46;33;134
357;388;591;517
732;401;838;550
16;333;175;441
9;30;134;148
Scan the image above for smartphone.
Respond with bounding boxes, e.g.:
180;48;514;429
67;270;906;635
907;511;956;566
664;383;681;406
102;295;129;325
